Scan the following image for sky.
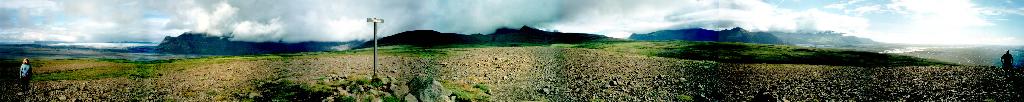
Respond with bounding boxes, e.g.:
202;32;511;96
1;0;1023;45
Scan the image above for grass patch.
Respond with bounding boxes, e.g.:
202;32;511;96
338;45;454;58
676;95;694;102
442;82;491;102
250;79;334;101
96;58;175;64
438;42;548;48
337;96;357;102
473;84;491;94
34;53;301;81
349;75;372;86
32;60;158;81
589;97;606;102
383;95;403;102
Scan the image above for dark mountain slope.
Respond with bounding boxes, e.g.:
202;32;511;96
157;32;363;55
769;31;878;46
365;30;485;47
629;28;880;46
357;26;612;48
629;28;784;44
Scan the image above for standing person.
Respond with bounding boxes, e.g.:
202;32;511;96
18;58;31;95
1002;50;1013;70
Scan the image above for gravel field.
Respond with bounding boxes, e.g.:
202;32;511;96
712;64;1023;101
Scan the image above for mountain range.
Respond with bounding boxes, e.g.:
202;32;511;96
158;26;878;55
356;26;612;48
157;32;363;55
628;28;878;46
628;28;784;44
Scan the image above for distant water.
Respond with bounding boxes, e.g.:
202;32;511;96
44;43;158;50
880;47;931;53
883;45;1024;67
0;43;206;61
1005;47;1024;68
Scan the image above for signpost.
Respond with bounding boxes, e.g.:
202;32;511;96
367;18;382;77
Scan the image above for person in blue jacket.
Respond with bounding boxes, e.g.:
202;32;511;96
19;58;32;95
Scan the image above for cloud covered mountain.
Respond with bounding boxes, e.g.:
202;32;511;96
629;28;877;46
158;26;610;55
156;32;363;55
628;28;784;44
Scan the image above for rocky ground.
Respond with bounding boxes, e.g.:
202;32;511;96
1;46;1022;101
713;64;1023;101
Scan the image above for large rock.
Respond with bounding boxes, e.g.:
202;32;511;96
408;76;452;102
392;85;409;97
405;94;418;102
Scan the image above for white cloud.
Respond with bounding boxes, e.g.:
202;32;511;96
3;0;873;42
0;0;59;16
185;1;237;36
824;0;864;9
231;18;284;42
15;0;1012;45
981;7;1024;16
839;0;1019;45
544;0;870;38
887;0;993;27
848;5;882;15
794;10;870;33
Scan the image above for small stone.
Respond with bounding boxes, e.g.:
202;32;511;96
380;77;391;85
247;92;261;98
323;97;335;102
392;85;409;97
405;94;419;102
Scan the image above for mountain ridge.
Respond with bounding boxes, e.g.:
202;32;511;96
355;26;613;48
157;32;364;55
628;28;878;46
